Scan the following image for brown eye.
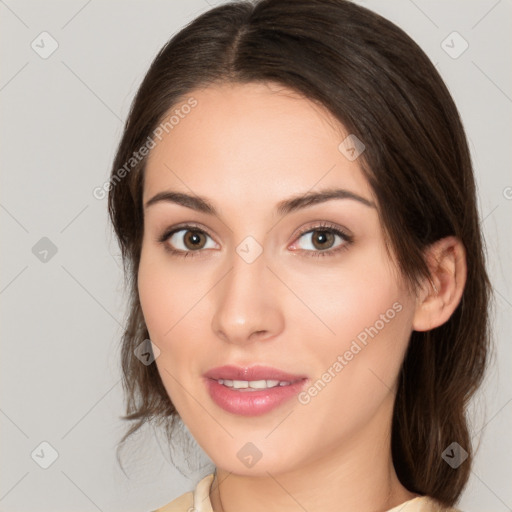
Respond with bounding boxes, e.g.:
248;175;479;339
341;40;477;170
182;230;207;250
289;222;354;258
310;230;336;250
162;226;218;254
294;227;348;253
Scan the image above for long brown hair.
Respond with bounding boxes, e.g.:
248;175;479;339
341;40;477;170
108;0;491;505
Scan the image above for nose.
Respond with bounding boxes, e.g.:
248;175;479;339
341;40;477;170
210;246;284;346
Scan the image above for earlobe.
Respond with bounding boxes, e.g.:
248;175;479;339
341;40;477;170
412;236;467;332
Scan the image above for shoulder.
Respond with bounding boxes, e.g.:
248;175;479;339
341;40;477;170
151;490;193;512
387;495;463;512
151;473;215;512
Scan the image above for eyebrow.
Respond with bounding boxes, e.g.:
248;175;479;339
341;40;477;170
144;187;375;216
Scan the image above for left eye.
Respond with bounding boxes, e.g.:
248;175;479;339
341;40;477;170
292;227;349;252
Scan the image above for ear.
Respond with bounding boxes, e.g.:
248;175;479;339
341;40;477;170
412;236;467;332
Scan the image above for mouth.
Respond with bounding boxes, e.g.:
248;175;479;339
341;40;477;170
203;365;308;416
215;378;298;391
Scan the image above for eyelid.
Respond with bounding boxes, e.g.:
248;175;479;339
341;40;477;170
157;221;219;246
292;221;353;242
158;220;215;238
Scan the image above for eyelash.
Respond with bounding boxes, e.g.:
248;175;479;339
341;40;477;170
157;221;354;259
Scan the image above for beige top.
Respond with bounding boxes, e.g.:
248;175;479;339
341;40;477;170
153;473;461;512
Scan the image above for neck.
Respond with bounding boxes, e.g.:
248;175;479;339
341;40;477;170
209;395;419;512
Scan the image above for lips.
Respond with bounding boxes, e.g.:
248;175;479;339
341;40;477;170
203;365;306;382
203;365;308;416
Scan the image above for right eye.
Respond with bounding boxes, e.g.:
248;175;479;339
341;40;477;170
159;225;218;257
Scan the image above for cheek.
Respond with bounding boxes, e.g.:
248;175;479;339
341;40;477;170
137;244;201;340
137;246;212;403
290;269;413;451
286;244;408;348
291;245;414;397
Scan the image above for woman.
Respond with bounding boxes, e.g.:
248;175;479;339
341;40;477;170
108;0;491;510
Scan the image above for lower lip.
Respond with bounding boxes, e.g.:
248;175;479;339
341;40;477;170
204;378;308;416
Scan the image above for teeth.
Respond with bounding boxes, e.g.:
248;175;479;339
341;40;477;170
217;379;291;390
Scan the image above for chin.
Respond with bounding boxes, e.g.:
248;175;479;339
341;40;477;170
207;442;301;477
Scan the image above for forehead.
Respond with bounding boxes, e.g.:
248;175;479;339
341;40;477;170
143;81;374;211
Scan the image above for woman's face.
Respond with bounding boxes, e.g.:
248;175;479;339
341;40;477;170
138;81;418;475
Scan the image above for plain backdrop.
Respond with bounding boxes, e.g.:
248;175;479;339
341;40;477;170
0;0;511;511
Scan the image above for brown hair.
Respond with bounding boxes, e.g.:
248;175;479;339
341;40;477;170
108;0;491;505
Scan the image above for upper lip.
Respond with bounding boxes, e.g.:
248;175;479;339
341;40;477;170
203;365;307;382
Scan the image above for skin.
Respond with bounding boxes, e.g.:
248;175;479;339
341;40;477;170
138;82;466;512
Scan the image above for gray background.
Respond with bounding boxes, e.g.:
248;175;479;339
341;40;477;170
0;0;511;511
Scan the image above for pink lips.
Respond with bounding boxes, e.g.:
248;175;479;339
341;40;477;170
203;365;308;416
